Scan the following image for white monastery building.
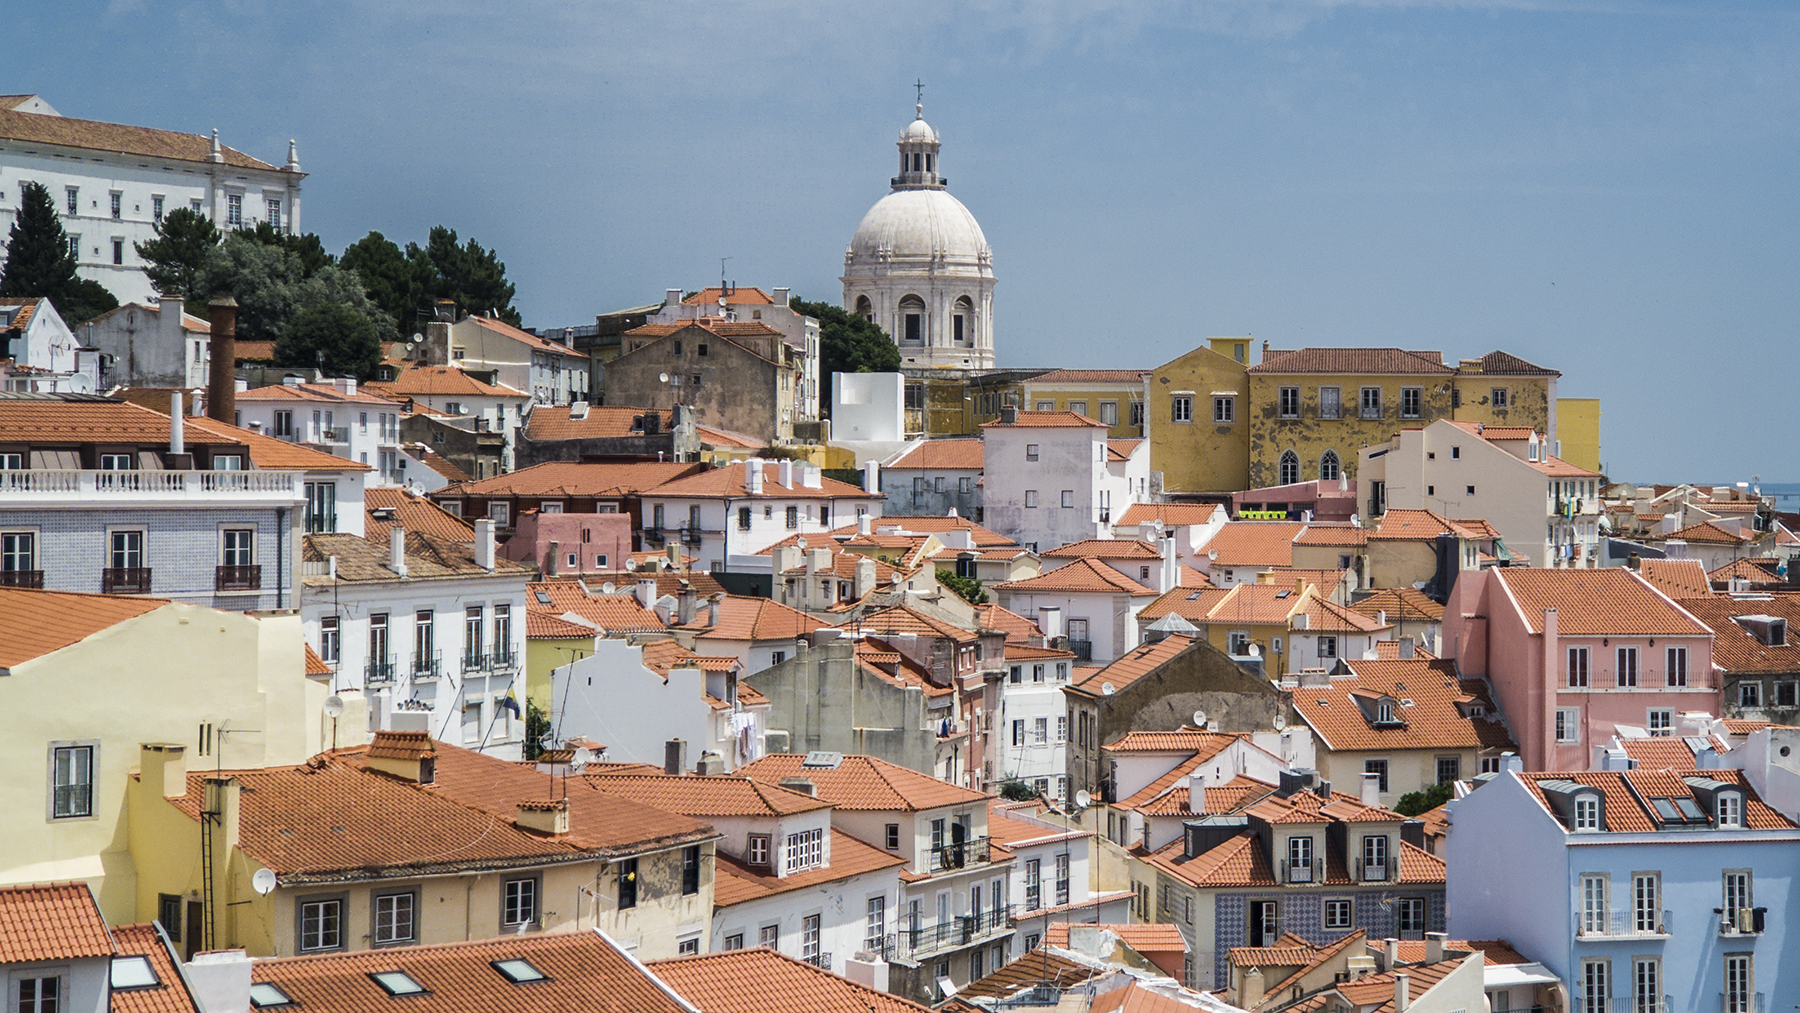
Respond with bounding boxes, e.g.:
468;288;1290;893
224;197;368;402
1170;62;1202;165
842;101;996;369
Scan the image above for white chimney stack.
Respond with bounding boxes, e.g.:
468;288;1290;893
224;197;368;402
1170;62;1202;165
389;526;408;577
1187;770;1207;813
1037;605;1063;641
636;577;658;607
778;459;794;488
858;512;873;536
863;460;880;496
1393;972;1409;1013
745;458;764;495
169;391;185;455
1361;772;1382;808
474;519;496;571
1159;535;1178;592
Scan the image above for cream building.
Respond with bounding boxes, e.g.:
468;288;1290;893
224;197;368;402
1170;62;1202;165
842;102;995;369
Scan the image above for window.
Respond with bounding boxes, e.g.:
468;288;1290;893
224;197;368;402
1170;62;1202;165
1129;401;1145;427
1068;401;1087;417
785;828;824;873
1360;387;1382;418
738;506;752;531
1024;859;1041;911
112;239;124;265
1556;707;1581;743
1739;682;1761;708
1401;387;1422;418
1580;959;1609;1012
373;891;417;945
1466;485;1476;496
266;198;281;231
1171;395;1192;423
1033;718;1048;744
678;844;702;895
1278;386;1300;418
1288;836;1313;881
770;650;785;666
1635;960;1663;1013
1025;443;1039;462
1780;681;1800;707
221;528;254;568
505;875;540;925
304;481;336;533
1011;720;1024;746
748;833;771;867
65;186;78;214
1579;873;1609;934
970;948;983;981
1717;792;1742;828
1647;709;1673;737
1318;386;1341;419
1319;450;1341;481
3;531;36;574
1666;646;1688;687
1324;899;1352;929
157;894;182;943
1632;873;1660;934
1436;756;1460;784
1361;833;1388;879
212;455;243;471
785;506;799;529
51;743;95;818
68;234;80;261
491;958;548;984
1057;716;1067;742
1228;631;1249;656
885;823;901;850
1491;387;1508;408
1060;489;1074;509
1318;635;1338;659
865;895;885;950
1024;490;1038;508
100;454;134;470
1213;396;1234;423
724;933;744;950
675;938;699;956
1568;647;1590;687
1099;401;1118;425
1574;795;1601;831
1396;897;1426;935
1617;647;1638;687
616;859;638;910
112;956;159;990
1278;451;1299;485
1363;759;1388;795
299;897;343;951
227;193;243;227
18;977;59;1013
1724;955;1753;1013
758;923;779;948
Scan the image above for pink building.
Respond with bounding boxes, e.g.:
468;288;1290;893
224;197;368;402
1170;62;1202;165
501;509;634;576
1442;567;1715;770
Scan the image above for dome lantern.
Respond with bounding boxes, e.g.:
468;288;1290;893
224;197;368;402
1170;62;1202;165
893;102;944;190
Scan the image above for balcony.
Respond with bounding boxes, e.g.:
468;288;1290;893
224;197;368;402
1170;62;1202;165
411;649;442;681
0;469;302;507
1571;999;1674;1013
0;569;44;589
1066;639;1093;662
366;654;397;686
1719;994;1765;1013
490;649;517;671
102;567;152;594
1286;861;1314;884
1578;909;1670;939
641;528;666;548
927;837;993;874
679;526;705;547
1354;857;1388;883
1718;907;1765;936
319;426;350;445
215;565;262;591
893;906;1014;958
462;650;491;673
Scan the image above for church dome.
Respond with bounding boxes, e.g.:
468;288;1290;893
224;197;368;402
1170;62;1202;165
900;112;938;143
848;188;990;266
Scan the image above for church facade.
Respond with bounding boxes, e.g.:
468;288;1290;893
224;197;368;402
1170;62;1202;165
841;102;996;369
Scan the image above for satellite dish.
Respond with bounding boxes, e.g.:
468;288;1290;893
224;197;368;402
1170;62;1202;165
571;746;593;772
1192;709;1208;728
796;536;808;549
658;372;670;383
1101;682;1116;696
323;695;345;718
1074;789;1092;809
1273;713;1288;731
251;868;277;895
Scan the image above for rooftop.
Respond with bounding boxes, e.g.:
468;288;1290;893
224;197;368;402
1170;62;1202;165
648;947;929;1013
739;752;990;812
994;557;1157;596
0;586;168;669
673;594;824;641
363;365;528;399
0;105;288;172
1067;635;1199;698
885;438;984;470
1300;658;1515;753
1520;768;1794;833
528;580;665;633
1042;538;1163;560
0;881;115;964
440;460;704;499
1248;348;1453;375
302;532;531;584
1201;522;1303;568
1635;558;1713;599
525;405;671;442
364;488;474;541
1028;368;1150;384
1492;568;1713;637
710;830;907;907
646;461;878;500
1115;503;1222;528
980;410;1108;429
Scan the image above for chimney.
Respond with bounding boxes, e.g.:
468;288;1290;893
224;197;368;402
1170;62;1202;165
162;293;185;345
775;544;802;576
206;296;237;424
1345;955;1376;980
777;776;815;796
778;459;794;488
802;463;822;489
1424;932;1446;963
1159;535;1178;593
434;299;456;323
365;731;437;783
1361;772;1382;807
1393;972;1410;1013
203;776;241;853
855;556;878;599
677;581;697;625
1398;636;1415;660
706;596;720;628
1000;404;1017;424
862;460;880;495
773;286;790;307
858;511;873;536
184;950;252;1013
665;288;682;310
546;539;561;577
1187;770;1207;813
1542;608;1558;768
808;546;833;575
664;738;688;775
333;377;356;397
389;526;408;577
474;519;496;571
746;458;765;495
169;391;185;455
1383;939;1399;973
1240;966;1265;1008
139;743;188;800
515;798;570;836
1037;605;1063;641
636;577;658;607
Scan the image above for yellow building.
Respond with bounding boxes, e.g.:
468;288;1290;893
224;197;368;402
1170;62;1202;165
129;733;719;959
1555;397;1603;474
1448;351;1561;434
1147;338;1253;494
0;587;328;923
1021;369;1150;438
525;613;599;715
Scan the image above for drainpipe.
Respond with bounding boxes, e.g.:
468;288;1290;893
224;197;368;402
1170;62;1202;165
276;508;287;609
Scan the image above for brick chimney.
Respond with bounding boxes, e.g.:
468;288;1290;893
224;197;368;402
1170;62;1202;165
515;798;570;836
206;296;237;424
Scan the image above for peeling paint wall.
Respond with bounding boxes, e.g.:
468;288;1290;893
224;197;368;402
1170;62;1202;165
1246;372;1455;489
1148;344;1250;494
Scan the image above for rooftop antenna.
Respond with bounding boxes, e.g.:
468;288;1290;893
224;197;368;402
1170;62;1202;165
719;257;733;310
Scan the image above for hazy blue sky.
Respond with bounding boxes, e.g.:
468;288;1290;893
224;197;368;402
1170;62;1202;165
11;1;1798;481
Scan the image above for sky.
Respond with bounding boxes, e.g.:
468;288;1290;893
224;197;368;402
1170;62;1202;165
10;0;1798;482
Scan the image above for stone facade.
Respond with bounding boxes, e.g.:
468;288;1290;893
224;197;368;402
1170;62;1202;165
607;322;799;445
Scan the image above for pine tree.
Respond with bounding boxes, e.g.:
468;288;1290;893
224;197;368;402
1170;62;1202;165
0;181;118;324
416;226;520;326
135;206;220;302
341;231;433;334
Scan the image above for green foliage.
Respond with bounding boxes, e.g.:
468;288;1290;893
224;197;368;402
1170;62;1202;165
276;302;382;380
753;445;806;460
789;297;900;415
1393;781;1455;817
195;233;396;359
135;207;220;302
236;220;334;278
418;226;519;326
937;568;989;605
340;231;434;334
0;181;120;325
997;779;1037;802
524;700;551;761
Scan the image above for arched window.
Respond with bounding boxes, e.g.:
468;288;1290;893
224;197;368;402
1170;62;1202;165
952;296;974;343
855;295;873;322
1319;450;1341;481
898;295;926;344
1279;451;1300;485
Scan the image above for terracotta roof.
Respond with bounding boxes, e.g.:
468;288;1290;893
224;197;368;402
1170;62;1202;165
1617;736;1721;770
525;405;670;442
304;643;332;676
582;773;830;817
739;753;989;812
303;532;531;584
652;947;927;1013
1109;729;1246;754
1119;762;1268;820
0;108;286;171
647;461;877;500
1493;568;1712;636
177;414;372;472
1067;635;1199;697
851;604;979;643
626;319;787;340
1369;509;1480;541
1300;659;1515;753
111;924;200;1013
854;639;955;699
979;410;1108;428
1347;587;1445;624
1203;522;1302;567
1254;930;1369;999
1468;350;1560;377
1677;596;1800;674
995;557;1157;595
1041;923;1187;953
442;461;703;499
1722;718;1772;736
465;315;587;358
250;930;690;1013
1529;453;1601;479
1708;557;1785;586
863;515;1016;545
1664;520;1758;545
363;365;528;399
675;594;824;641
1290;594;1389;634
1115;503;1222;528
778;547;906;583
696;424;764;449
1136;586;1233;624
1228;945;1318;967
1205;582;1308;626
1520;768;1794;833
237;382;399;406
1004;643;1076;661
976;603;1043;642
1028;369;1150;384
1636;558;1714;599
0;397;362;471
0;882;115;963
585;571;727;598
364;488;474;541
1293;524;1369;547
1179;564;1212;589
1445;421;1537;441
886;438;983;470
1372;640;1437;660
1107;439;1144;462
0;587;169;669
0;297;40;332
710;829;906;907
1249;348;1452;375
947;949;1106;1005
528;580;665;633
407;445;471;482
526;612;598;639
681;286;776;306
1330;957;1466;1013
637;639;739;678
1043;538;1163;560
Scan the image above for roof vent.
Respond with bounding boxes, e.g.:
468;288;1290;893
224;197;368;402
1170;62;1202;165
801;750;844;769
569;401;589;420
778;776;816;796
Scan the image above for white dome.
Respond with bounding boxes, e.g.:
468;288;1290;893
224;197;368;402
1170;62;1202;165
848;189;990;266
900;116;938;142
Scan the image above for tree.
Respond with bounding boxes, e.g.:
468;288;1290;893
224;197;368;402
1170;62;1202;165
341;231;433;334
997;779;1037;802
415;226;519;326
276;302;382;380
524;700;551;761
195;235;396;353
236;220;334;278
134;206;220;302
0;181;122;326
937;568;988;605
790;297;900;415
1393;781;1455;817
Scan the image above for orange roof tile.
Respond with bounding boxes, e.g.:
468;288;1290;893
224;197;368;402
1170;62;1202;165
979;410;1108;428
975;603;1043;642
583;773;829;817
648;461;877;500
1298;659;1516;753
1109;729;1247;754
181;414;371;472
1520;768;1794;833
650;947;928;1013
681;286;776;306
303;532;531;583
1107;439;1143;462
1347;587;1445;624
1249;348;1452;375
1203;522;1302;567
236;382;400;405
529;580;665;633
738;753;989;812
304;643;331;676
1664;520;1758;545
1028;369;1150;384
886;438;984;470
110;924;199;1013
1675;596;1800;674
1708;557;1785;586
0;882;115;963
1115;503;1223;528
363;364;528;399
525;612;597;639
995;557;1157;595
1137;586;1233;623
1722;718;1772;735
251;931;689;1013
1041;923;1187;953
1042;538;1162;560
364;488;474;541
1617;736;1722;770
947;949;1105;1004
1290;595;1389;633
851;604;979;643
676;594;824;641
1206;582;1307;626
444;460;704;499
1067;635;1199;697
465;315;587;358
0;107;284;171
1634;558;1713;599
525;405;670;442
0;586;168;669
1369;509;1480;541
710;829;906;908
1493;568;1712;636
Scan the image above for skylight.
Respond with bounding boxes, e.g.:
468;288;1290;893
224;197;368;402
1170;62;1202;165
111;956;159;990
491;959;549;984
534;590;553;605
369;972;427;996
249;983;297;1008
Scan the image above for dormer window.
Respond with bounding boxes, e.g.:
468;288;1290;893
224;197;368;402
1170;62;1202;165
1376;701;1395;723
1717;792;1743;828
1574;795;1601;831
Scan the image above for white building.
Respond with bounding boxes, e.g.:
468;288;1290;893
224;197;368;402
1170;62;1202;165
552;637;771;771
996;644;1079;796
444;314;589;407
0;298;96;392
300;520;532;760
0;95;304;306
638;458;883;572
831;371;906;464
842;101;995;369
992;560;1166;665
650;287;821;422
79;297;210;388
363;365;532;474
982;409;1150;554
235;378;407;485
989;801;1134;951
